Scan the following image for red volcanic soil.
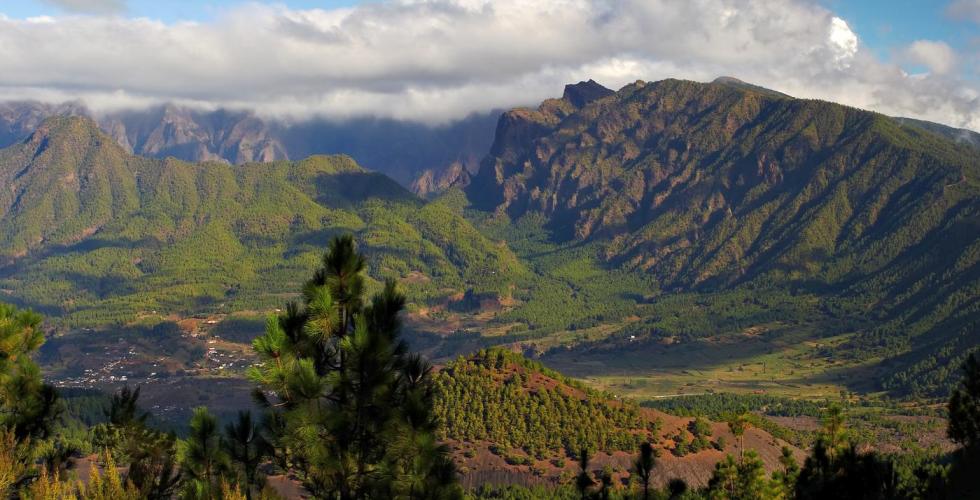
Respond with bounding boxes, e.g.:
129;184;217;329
442;359;804;490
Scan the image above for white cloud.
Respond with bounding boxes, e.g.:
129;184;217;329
0;0;976;130
828;17;859;68
903;40;958;75
39;0;126;15
947;0;980;24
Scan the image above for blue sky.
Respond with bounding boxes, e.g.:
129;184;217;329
823;0;978;78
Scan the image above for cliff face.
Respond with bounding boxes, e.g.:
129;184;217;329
100;105;287;164
469;78;980;292
411;161;472;198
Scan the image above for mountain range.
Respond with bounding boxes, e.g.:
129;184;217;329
0;101;498;191
2;77;979;399
0;116;520;327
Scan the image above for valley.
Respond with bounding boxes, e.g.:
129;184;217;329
1;75;978;497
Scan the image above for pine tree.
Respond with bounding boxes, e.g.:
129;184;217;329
92;385;182;499
708;454;739;499
127;431;181;500
795;406;900;499
180;407;230;499
726;413;750;464
574;448;594;500
948;352;980;450
667;478;687;499
771;446;798;497
0;431;27;496
248;235;459;499
223;411;267;499
633;442;655;500
820;405;847;463
947;352;980;498
0;303;58;442
707;451;772;500
735;451;768;500
597;466;613;500
0;303;59;496
84;451;142;500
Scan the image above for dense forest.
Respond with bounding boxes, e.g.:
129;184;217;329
433;349;658;458
0;117;521;328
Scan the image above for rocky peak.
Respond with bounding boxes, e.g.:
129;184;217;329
710;76;790;98
411;161;472;198
561;79;614;108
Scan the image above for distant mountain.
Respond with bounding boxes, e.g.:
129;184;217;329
0;116;522;327
99;105;287;164
411;162;472;198
891;116;980;149
0;101;88;146
469;78;980;396
0;102;500;192
471;77;979;288
713;77;980;148
710;76;791;99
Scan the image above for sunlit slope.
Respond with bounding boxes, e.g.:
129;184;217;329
0;116;523;326
468;78;980;396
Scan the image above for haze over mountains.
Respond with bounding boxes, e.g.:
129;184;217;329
0;101;499;191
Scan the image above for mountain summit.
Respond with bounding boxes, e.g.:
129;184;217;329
562;79;615;108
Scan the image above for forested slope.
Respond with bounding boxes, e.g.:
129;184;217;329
468;78;980;396
0;116;523;327
434;349;801;488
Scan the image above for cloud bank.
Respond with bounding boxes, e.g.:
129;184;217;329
903;40;958;75
0;0;977;130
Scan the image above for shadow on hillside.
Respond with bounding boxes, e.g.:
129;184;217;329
0;236;159;276
314;171;416;207
539;323;853;380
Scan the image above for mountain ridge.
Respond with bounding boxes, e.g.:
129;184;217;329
467;77;980;396
0;115;522;327
470;77;979;287
1;88;975;199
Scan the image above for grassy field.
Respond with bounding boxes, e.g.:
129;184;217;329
544;326;883;400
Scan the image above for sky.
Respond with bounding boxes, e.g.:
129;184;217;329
0;0;978;130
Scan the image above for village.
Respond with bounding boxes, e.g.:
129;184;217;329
42;314;260;422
